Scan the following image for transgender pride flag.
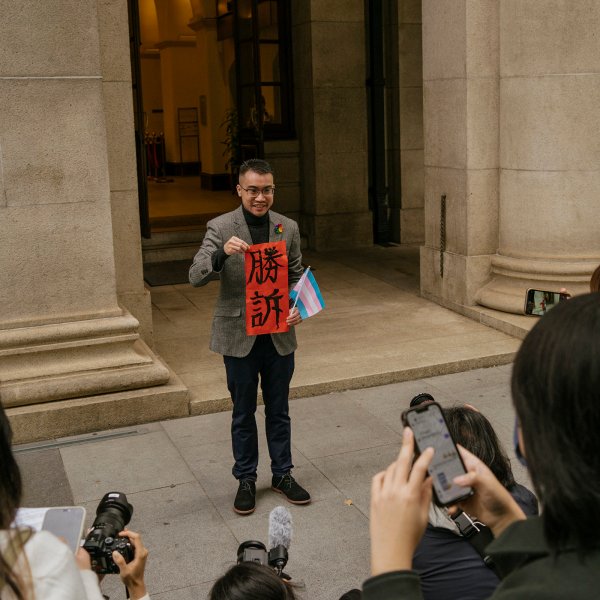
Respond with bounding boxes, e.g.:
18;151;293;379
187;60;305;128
289;267;325;319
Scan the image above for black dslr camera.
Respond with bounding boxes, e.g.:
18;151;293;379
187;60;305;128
83;492;134;574
237;506;292;578
237;541;288;577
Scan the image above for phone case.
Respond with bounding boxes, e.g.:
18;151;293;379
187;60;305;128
402;403;473;507
41;507;86;553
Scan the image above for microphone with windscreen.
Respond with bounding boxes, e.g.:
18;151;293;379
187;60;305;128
236;506;293;577
267;505;293;575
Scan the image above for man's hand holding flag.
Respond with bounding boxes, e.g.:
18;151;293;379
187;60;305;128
289;266;325;320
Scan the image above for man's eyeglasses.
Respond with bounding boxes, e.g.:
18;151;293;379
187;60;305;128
239;185;275;198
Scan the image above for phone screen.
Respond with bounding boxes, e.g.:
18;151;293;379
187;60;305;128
405;403;472;505
524;289;569;315
41;507;86;553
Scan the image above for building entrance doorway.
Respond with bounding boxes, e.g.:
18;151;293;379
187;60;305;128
128;0;240;239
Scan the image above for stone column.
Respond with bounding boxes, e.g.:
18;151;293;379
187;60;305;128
397;0;424;244
420;0;499;306
292;0;371;251
476;0;600;312
98;0;154;344
0;0;187;438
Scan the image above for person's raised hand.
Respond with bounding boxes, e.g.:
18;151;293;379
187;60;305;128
452;446;526;537
370;428;433;576
223;236;249;256
113;529;149;600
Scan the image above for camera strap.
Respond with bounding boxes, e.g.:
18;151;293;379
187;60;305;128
451;510;500;577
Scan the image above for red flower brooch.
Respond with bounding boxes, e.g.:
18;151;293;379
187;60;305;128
274;223;283;234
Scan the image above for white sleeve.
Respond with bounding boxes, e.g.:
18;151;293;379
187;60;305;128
25;532;104;600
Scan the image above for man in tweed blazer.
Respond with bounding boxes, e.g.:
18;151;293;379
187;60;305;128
189;159;310;514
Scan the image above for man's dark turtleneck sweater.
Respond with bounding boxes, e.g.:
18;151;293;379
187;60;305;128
211;207;270;272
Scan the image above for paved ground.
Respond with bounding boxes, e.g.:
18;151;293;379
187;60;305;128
15;364;529;600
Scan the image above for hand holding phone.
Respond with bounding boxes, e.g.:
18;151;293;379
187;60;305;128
370;428;435;575
524;289;570;315
402;402;473;506
452;446;526;538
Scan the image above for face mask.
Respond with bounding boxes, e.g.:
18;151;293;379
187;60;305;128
514;416;527;468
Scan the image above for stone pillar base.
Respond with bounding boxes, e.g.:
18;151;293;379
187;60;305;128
0;312;170;407
6;367;189;444
420;246;492;306
476;255;597;314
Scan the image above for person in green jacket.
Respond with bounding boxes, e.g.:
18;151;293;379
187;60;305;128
363;292;600;600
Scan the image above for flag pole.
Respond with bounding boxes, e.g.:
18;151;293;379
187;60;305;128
291;266;311;313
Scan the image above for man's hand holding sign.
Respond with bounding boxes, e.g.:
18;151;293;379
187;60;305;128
223;236;249;256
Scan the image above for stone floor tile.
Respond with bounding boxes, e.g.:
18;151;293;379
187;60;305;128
288;394;401;458
60;431;196;503
426;365;513;395
15;448;74;506
162;411;233;449
312;444;401;517
347;379;459;433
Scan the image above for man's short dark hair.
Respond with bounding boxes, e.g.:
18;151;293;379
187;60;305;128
511;292;600;553
239;159;274;179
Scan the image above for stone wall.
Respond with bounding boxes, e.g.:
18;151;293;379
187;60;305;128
1;0;188;441
398;0;424;244
476;0;600;311
420;0;501;307
98;0;154;344
292;0;372;251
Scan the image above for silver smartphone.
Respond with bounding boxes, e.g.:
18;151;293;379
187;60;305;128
42;507;86;553
402;402;473;506
524;289;570;316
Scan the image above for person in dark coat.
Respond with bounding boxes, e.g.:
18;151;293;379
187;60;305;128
412;406;538;600
364;293;600;600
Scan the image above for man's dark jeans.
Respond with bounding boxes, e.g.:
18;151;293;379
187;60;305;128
224;334;295;480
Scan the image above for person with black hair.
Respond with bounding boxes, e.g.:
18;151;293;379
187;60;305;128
189;159;310;515
412;406;537;600
590;264;600;292
363;293;600;599
0;405;150;600
0;405;103;599
209;562;297;600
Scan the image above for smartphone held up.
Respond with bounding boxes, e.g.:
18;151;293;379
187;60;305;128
42;507;86;553
402;402;473;506
524;288;570;316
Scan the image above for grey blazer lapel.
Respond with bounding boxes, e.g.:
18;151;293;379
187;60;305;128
232;205;253;245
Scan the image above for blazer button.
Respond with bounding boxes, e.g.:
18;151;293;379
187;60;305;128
201;269;208;275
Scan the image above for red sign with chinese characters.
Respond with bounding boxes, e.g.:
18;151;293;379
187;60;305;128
245;241;289;335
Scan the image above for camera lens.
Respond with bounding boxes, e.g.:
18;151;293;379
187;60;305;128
92;492;133;538
83;491;134;574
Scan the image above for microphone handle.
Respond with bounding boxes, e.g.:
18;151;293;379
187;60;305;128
268;545;288;574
